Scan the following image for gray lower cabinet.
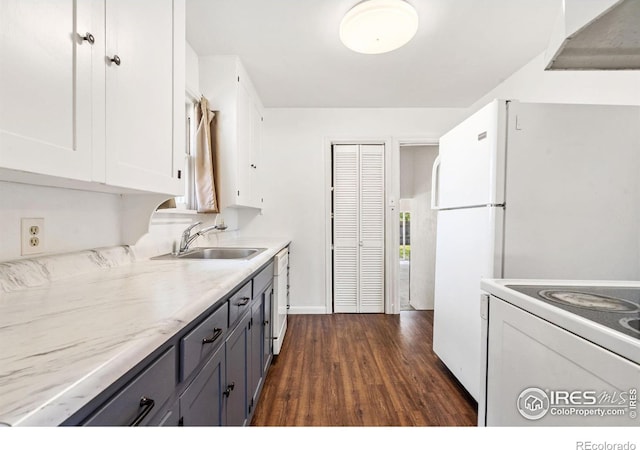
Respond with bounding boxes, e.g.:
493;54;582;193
263;285;273;374
249;281;275;417
77;259;277;427
179;343;226;426
249;294;264;416
149;400;180;426
84;347;177;426
225;310;251;426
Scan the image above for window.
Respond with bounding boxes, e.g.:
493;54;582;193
174;97;198;211
399;211;411;260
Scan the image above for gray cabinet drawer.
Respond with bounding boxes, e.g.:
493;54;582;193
253;262;274;298
229;281;252;327
84;347;176;426
181;302;229;381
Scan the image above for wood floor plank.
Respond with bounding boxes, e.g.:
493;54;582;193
251;311;478;426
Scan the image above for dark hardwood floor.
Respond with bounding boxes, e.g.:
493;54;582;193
251;311;477;426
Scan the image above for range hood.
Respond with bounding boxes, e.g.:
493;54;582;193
545;0;640;70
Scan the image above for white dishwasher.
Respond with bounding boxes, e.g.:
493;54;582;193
272;247;289;355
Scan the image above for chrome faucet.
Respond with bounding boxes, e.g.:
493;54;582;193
178;221;226;254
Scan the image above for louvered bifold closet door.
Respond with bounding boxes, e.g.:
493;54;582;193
358;145;385;313
332;144;384;313
333;145;359;313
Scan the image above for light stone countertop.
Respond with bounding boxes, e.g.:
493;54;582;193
0;238;290;426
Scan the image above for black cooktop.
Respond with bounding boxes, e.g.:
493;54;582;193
505;285;640;340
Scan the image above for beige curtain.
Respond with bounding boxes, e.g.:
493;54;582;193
194;97;219;213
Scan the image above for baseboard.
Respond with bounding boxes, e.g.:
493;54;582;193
288;305;328;315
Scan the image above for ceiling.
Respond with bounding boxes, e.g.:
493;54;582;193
186;0;563;108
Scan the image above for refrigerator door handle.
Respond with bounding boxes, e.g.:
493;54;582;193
431;155;441;210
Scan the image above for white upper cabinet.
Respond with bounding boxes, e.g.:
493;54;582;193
0;0;100;181
105;0;184;195
0;0;185;196
200;56;264;209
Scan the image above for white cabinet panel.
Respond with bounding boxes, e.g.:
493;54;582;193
0;0;99;181
105;0;182;195
236;81;253;206
0;0;184;196
199;56;263;209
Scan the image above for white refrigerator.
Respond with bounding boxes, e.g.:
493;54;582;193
431;99;640;401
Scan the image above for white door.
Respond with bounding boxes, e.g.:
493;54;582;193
333;144;385;313
0;0;100;181
105;0;182;195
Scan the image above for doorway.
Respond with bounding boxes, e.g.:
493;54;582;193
399;144;439;311
399;207;412;310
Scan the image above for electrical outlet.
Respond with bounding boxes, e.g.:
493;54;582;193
21;218;45;256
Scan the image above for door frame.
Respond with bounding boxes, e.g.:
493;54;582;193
392;137;440;314
324;136;440;314
324;137;392;314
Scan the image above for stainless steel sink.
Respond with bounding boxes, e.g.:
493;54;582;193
152;247;267;261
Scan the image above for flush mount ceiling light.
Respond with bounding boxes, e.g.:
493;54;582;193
340;0;419;54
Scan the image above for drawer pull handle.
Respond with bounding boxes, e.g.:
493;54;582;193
129;397;155;426
236;297;250;306
223;382;235;398
202;328;223;345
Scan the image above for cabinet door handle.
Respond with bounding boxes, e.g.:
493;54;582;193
129;397;155;426
263;320;269;325
82;32;95;45
223;382;235;397
110;55;122;66
236;296;250;306
202;328;223;345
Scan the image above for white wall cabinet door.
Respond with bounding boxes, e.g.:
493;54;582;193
105;0;183;195
199;55;263;210
236;80;253;206
333;144;385;313
0;0;102;181
249;99;263;208
0;0;184;196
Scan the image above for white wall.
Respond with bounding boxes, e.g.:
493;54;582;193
0;182;122;261
399;149;415;198
469;51;640;113
185;41;200;95
237;108;466;313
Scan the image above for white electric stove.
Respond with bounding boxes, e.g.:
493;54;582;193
479;279;640;427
